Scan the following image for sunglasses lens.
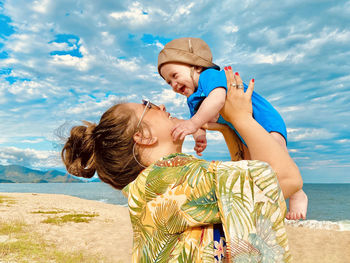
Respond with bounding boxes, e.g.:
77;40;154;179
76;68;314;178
142;100;159;109
142;100;151;108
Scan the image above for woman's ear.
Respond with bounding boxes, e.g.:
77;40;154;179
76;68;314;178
133;131;158;146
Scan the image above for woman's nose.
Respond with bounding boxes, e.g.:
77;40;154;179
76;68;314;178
159;104;166;111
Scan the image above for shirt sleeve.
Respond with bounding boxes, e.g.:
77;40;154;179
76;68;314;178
198;68;227;97
198;69;288;143
251;92;288;143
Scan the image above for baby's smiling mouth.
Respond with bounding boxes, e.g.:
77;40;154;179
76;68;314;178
179;86;186;95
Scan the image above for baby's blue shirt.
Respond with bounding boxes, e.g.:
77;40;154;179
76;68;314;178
187;68;287;144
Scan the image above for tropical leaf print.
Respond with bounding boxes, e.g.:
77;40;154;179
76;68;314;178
145;166;178;202
216;163;255;236
181;187;220;224
229;236;261;262
124;154;291;263
141;200;189;262
248;160;280;202
216;160;291;262
180;160;209;188
153;200;189;235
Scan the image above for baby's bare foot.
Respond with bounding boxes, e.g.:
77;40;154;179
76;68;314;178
286;189;308;220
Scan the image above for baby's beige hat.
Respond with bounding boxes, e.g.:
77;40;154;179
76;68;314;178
158;37;220;77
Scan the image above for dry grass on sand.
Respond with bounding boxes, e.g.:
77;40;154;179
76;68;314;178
1;193;350;263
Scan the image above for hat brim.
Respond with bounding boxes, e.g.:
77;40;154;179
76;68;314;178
158;48;220;77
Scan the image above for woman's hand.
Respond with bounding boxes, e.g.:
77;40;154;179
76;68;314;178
220;67;254;125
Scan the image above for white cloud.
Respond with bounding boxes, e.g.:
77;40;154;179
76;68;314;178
49;42;95;71
0;138;9;144
224;25;239;33
206;131;225;141
21;138;45;144
151;88;186;108
50;54;91;71
32;0;50;14
336;139;350;144
48;41;76;52
100;31;115;46
110;2;149;25
305;159;349;168
279;106;303;114
7;34;33;53
176;2;194;17
328;1;350;15
253;52;288;64
66;94;136;116
293;156;310;160
114;57;140;72
0;146;61;169
7;80;49;100
288;128;336;141
155;41;164;49
0;57;18;65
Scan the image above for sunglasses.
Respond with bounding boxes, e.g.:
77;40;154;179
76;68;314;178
136;100;161;129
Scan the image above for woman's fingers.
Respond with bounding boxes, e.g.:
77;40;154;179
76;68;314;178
224;66;235;89
234;72;247;94
246;78;255;98
234;72;243;86
232;71;255;99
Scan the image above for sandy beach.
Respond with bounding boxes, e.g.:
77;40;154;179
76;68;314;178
1;192;350;262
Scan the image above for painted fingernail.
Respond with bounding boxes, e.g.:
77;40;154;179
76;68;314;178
235;72;239;75
224;67;227;70
252;78;255;83
228;66;232;70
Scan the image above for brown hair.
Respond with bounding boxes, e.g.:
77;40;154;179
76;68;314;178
61;103;144;190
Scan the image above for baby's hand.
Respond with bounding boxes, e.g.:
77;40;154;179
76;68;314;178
194;134;207;156
171;119;199;141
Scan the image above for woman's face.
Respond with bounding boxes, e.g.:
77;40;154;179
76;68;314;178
127;102;183;143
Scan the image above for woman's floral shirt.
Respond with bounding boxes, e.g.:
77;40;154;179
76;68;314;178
122;153;291;262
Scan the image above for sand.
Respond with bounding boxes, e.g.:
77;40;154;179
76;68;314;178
0;193;132;262
1;192;350;263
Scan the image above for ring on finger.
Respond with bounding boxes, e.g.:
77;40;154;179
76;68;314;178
230;83;237;88
237;84;244;89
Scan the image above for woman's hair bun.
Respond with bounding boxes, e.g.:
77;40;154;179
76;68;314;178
62;121;97;178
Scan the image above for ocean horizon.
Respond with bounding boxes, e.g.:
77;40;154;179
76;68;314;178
1;182;349;231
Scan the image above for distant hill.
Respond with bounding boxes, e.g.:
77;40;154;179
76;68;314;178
0;164;83;183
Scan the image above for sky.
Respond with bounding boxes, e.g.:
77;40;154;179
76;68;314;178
0;0;349;183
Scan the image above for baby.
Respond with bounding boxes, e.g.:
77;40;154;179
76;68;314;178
158;37;307;220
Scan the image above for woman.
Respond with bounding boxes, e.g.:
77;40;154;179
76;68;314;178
62;68;302;262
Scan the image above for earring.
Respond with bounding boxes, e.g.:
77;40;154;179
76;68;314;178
132;143;147;169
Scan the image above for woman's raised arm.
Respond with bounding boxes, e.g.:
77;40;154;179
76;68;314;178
203;122;244;161
221;68;302;198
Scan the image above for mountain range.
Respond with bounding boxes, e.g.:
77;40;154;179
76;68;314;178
0;164;84;183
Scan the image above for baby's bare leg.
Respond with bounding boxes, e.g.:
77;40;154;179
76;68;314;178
270;132;308;220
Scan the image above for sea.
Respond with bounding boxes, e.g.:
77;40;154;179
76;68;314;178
1;183;349;231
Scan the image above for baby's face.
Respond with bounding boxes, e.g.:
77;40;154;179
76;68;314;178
160;63;200;97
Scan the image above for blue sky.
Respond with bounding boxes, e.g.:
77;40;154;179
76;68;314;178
0;0;349;183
